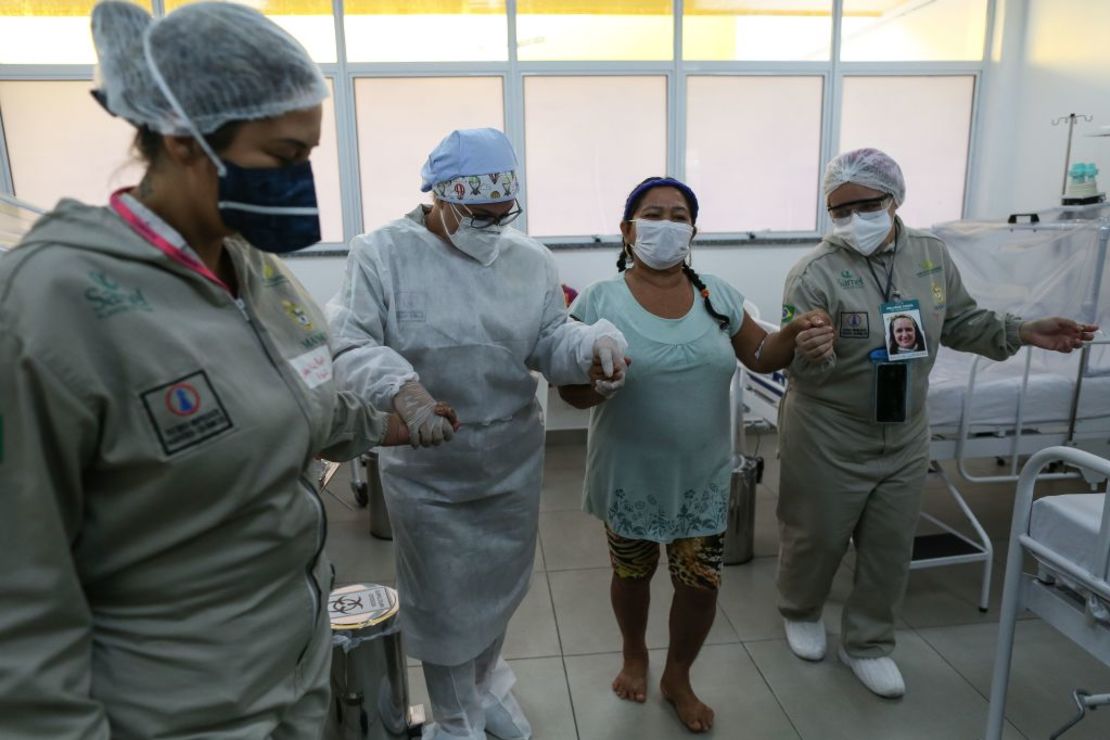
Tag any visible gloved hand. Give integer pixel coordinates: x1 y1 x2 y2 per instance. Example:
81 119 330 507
592 335 629 398
392 381 458 448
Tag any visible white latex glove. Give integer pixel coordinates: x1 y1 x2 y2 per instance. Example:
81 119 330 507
592 335 628 398
392 381 455 448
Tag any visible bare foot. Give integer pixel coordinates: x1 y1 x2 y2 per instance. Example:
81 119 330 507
660 675 715 733
612 652 649 703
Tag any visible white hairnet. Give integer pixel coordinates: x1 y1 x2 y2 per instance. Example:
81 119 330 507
823 147 906 206
91 1 329 136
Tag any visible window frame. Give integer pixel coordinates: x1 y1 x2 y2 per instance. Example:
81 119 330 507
0 0 997 252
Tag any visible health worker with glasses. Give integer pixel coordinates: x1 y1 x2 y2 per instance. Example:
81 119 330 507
0 2 424 738
560 176 829 734
327 127 629 740
776 147 1098 699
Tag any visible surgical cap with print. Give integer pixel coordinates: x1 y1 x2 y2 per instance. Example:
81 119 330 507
91 0 329 136
420 128 520 205
823 148 907 206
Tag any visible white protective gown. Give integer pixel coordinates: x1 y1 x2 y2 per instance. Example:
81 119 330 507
328 206 610 666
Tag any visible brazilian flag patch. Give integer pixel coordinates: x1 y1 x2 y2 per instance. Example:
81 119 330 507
782 304 797 323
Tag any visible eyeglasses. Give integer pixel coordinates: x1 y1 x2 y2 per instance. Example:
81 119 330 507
455 201 523 230
828 196 892 224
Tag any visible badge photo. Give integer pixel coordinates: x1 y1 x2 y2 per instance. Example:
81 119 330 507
881 300 929 361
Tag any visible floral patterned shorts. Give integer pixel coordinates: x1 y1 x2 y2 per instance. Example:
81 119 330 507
605 525 724 591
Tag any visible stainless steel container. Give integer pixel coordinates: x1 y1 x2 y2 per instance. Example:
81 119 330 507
324 584 423 739
364 453 393 541
723 455 763 565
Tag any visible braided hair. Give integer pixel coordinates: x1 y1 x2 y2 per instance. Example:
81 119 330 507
619 176 730 332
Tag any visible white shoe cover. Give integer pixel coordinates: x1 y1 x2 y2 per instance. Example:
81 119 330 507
837 646 905 698
784 618 827 661
484 691 532 740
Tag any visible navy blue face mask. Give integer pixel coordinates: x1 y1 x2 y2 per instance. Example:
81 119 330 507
217 159 322 253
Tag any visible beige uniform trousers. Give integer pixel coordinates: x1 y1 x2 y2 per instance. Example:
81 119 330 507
776 392 930 658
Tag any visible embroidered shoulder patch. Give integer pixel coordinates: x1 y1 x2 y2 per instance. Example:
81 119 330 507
838 311 870 339
141 371 233 455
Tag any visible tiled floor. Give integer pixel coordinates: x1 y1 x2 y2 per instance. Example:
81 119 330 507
322 434 1110 739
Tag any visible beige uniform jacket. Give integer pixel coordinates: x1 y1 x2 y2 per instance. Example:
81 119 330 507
781 217 1023 436
0 200 387 739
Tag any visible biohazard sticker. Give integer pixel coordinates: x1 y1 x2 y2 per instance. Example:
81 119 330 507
141 370 233 455
329 584 399 629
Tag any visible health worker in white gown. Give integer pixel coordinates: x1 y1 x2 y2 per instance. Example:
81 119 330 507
327 128 629 740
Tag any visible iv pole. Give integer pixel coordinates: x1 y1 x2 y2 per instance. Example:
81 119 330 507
1052 113 1094 197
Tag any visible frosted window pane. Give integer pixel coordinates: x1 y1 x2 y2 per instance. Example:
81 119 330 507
838 76 974 227
345 1 507 62
0 1 151 64
524 76 667 237
314 81 343 243
354 77 505 231
517 0 672 61
164 0 337 62
0 80 143 208
686 76 823 232
683 0 831 61
841 0 987 61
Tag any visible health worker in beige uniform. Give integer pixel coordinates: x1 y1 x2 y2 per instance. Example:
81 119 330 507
0 3 430 738
776 148 1098 698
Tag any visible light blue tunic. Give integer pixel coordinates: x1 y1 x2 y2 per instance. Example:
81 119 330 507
570 272 746 543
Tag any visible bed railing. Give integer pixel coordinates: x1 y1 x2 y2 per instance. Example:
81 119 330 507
985 446 1110 740
953 339 1110 484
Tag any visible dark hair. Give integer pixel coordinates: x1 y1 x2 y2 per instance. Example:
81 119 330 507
887 314 926 354
622 176 699 223
133 120 244 165
618 177 729 332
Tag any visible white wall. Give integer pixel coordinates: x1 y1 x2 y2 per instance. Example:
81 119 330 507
287 242 812 323
970 0 1110 219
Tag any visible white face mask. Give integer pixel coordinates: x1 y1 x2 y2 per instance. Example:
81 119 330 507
631 219 693 270
832 210 893 257
441 204 503 266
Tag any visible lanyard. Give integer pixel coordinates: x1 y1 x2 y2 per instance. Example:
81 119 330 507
109 189 231 293
865 223 899 303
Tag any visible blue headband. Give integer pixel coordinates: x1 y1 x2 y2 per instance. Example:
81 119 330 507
622 177 699 223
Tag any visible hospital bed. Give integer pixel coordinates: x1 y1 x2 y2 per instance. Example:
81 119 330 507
738 215 1110 610
985 446 1110 740
0 193 44 252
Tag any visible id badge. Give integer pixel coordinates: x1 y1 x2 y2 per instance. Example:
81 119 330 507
880 299 929 361
870 347 908 424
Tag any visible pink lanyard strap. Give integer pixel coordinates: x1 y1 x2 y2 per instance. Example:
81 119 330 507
110 189 230 293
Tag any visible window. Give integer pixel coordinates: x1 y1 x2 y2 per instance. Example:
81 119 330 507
685 76 823 233
683 0 832 62
839 76 975 227
0 80 143 207
165 0 338 62
516 1 673 61
344 1 508 63
0 1 152 64
313 81 343 243
523 76 667 237
1 3 991 243
840 0 988 62
354 77 505 231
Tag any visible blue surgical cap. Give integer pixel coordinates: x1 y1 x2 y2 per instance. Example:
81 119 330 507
420 128 519 204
